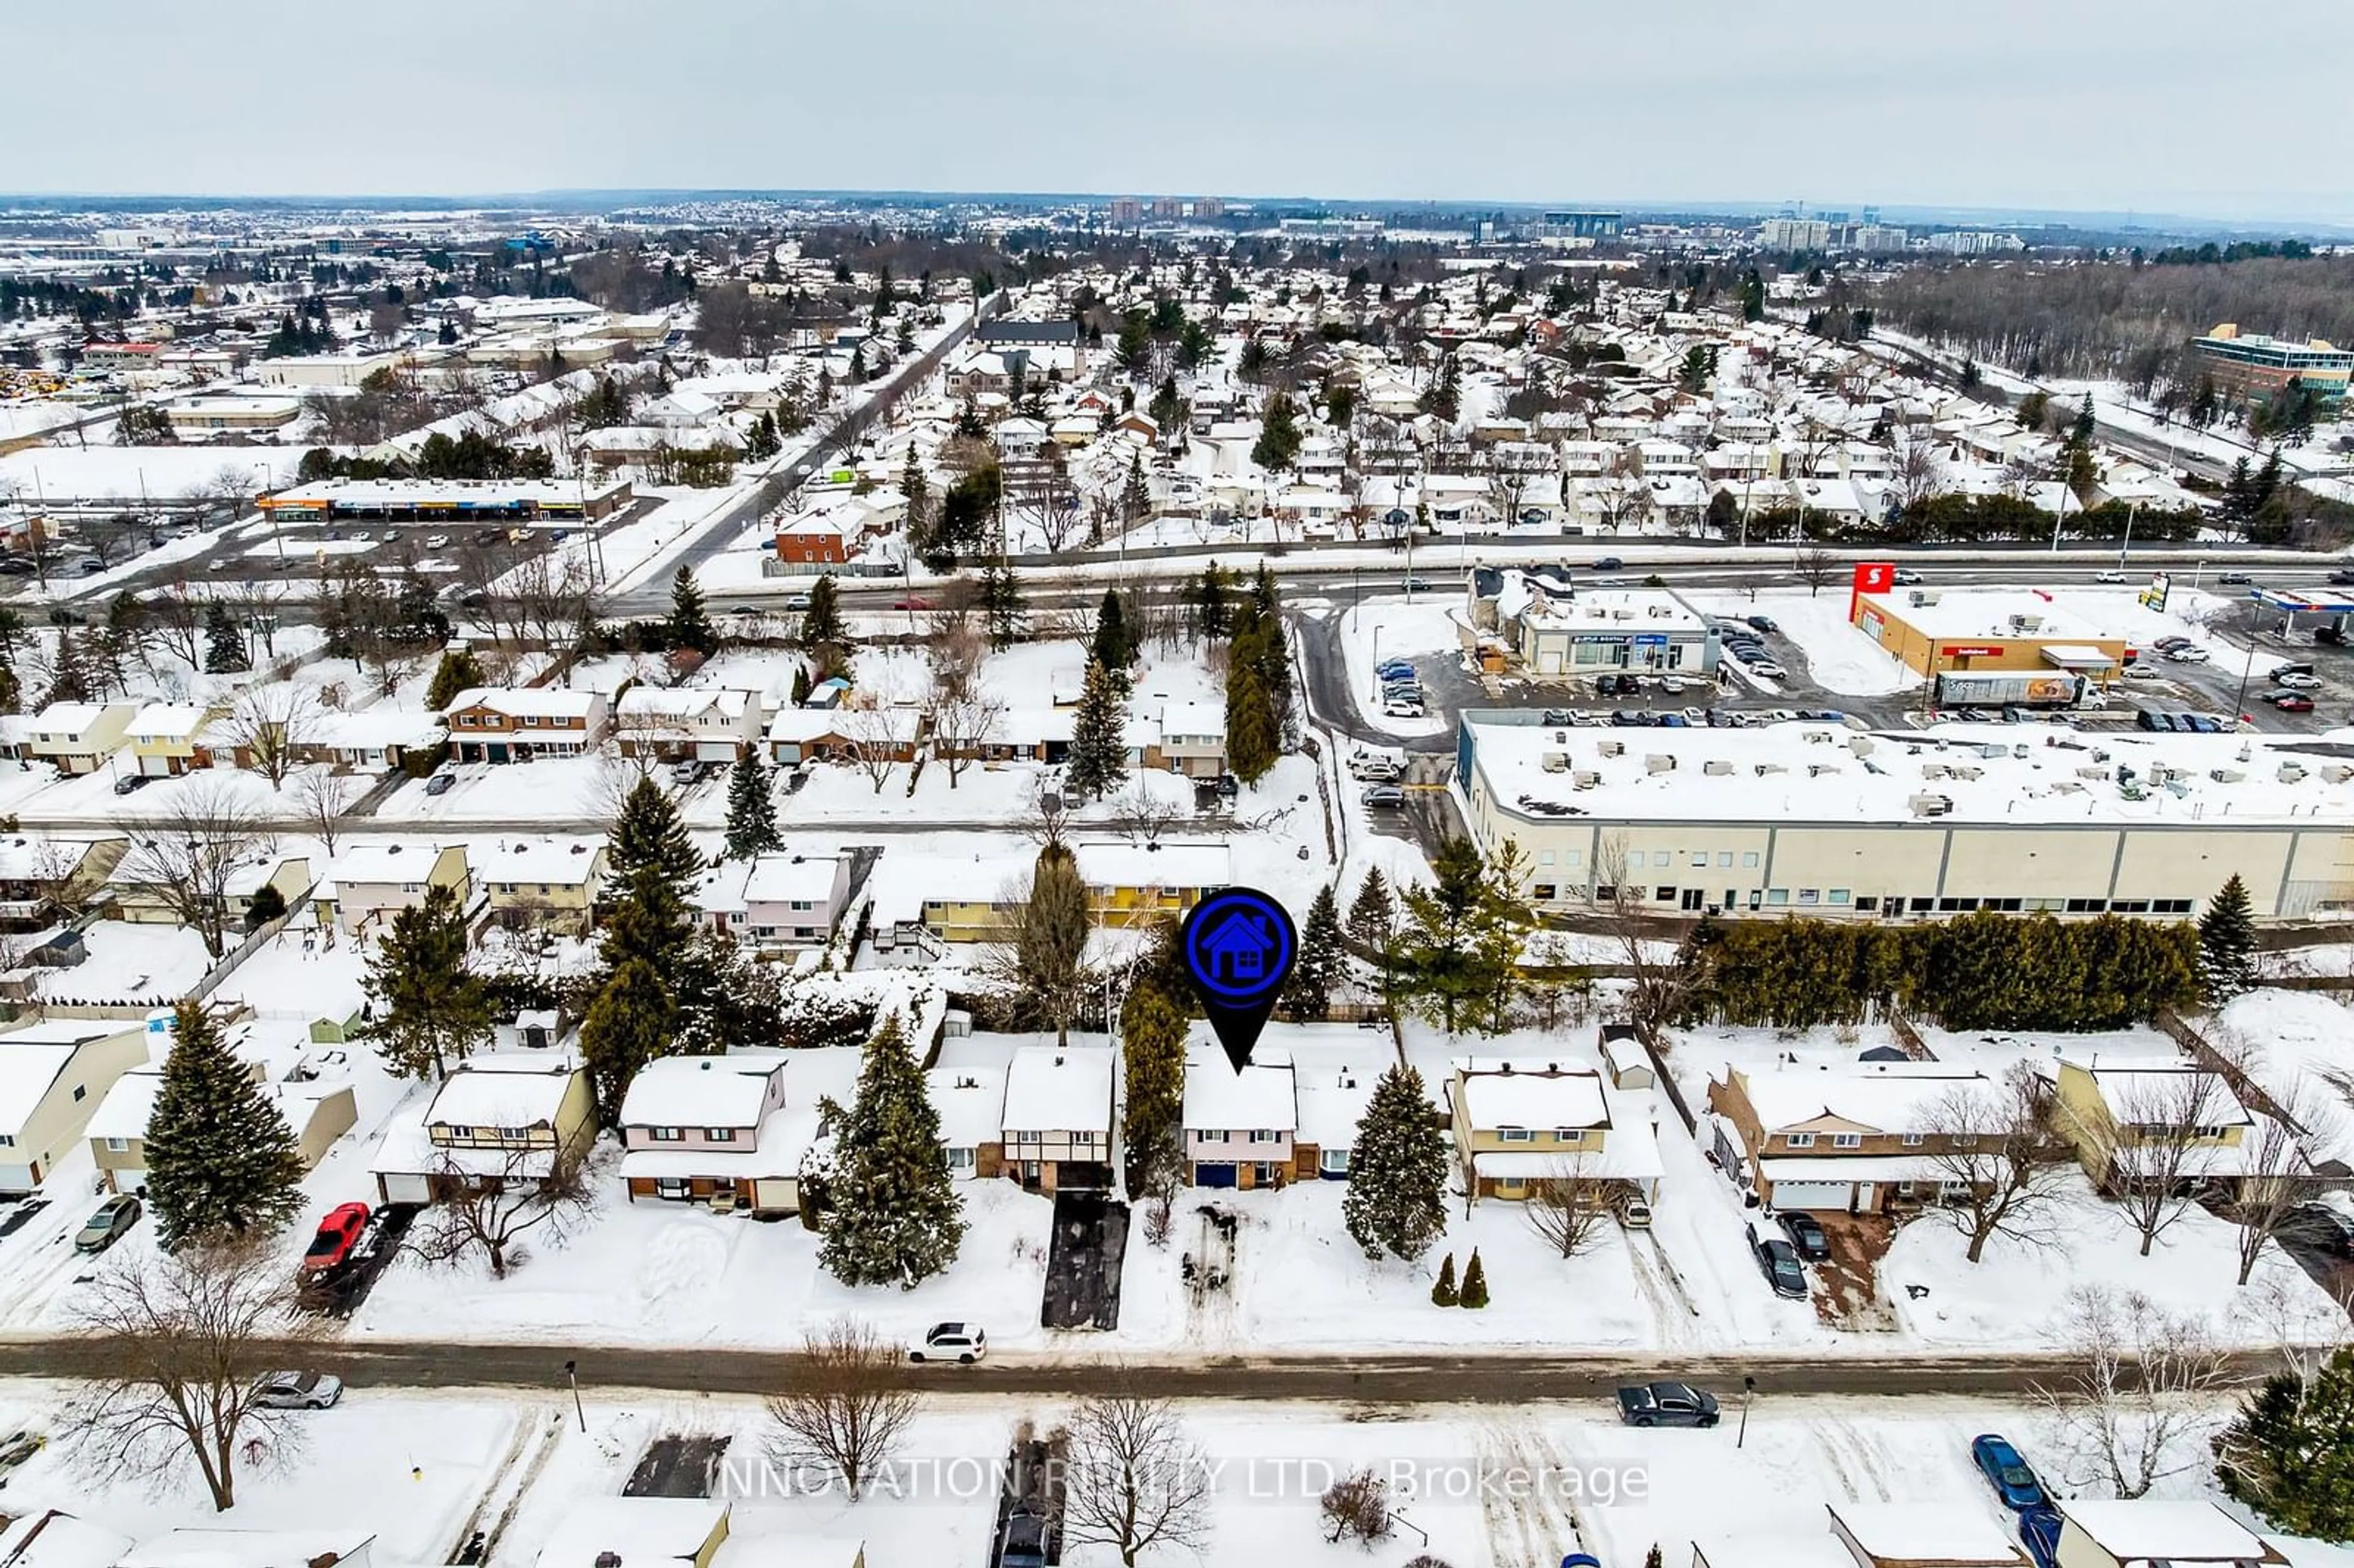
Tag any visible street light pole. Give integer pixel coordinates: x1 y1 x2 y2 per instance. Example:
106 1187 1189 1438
2117 502 2138 571
1738 1375 1756 1448
563 1359 585 1433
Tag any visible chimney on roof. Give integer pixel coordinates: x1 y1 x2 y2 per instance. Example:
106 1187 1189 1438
596 1555 622 1568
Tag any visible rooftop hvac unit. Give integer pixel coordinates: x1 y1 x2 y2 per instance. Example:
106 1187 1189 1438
1542 753 1569 772
1645 755 1677 774
1848 736 1876 758
1922 763 1951 780
1755 762 1788 776
1908 590 1940 607
1571 771 1601 790
2007 614 2044 633
2323 765 2353 785
2277 763 2307 784
1704 760 1734 776
2209 769 2247 784
1598 740 1625 758
2076 766 2111 781
1909 793 1954 817
1953 765 1984 782
1807 763 1842 777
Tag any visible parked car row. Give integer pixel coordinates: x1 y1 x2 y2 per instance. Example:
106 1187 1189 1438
2135 709 2234 734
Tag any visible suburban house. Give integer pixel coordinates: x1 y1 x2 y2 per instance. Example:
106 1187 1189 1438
1155 700 1227 778
2048 1057 2263 1197
1449 1057 1661 1205
124 702 219 777
773 507 855 565
1826 1502 2031 1568
916 841 1230 943
0 1018 153 1194
108 852 311 931
1181 1039 1298 1189
370 1052 595 1205
441 687 609 763
123 1529 379 1568
535 1499 730 1568
2051 1501 2280 1568
319 843 472 935
26 701 135 775
0 834 125 930
999 1045 1113 1193
0 1511 135 1568
479 839 608 934
254 709 445 774
1292 1055 1379 1181
695 851 855 946
926 1064 1006 1179
766 705 921 767
1707 1065 1997 1215
617 1052 801 1212
88 1066 356 1195
613 687 766 763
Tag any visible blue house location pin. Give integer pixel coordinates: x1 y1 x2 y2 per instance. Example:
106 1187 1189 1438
1180 886 1297 1074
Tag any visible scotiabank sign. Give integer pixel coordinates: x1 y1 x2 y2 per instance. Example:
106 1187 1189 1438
1849 560 1895 618
1942 645 2002 658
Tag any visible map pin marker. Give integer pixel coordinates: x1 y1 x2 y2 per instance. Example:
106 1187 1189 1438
1179 886 1297 1074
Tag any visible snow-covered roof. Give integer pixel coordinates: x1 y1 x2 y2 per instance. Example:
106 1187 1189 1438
2062 1058 2253 1130
29 702 116 737
742 853 842 905
425 1053 582 1130
617 687 755 722
85 1066 165 1142
0 1511 137 1568
1181 1039 1296 1132
444 687 602 720
1002 1045 1112 1135
1454 1062 1609 1130
1693 1534 1860 1568
1732 1065 1990 1134
2057 1502 2269 1567
0 1039 107 1133
619 1053 784 1130
327 842 460 887
127 704 211 741
535 1498 728 1568
1072 840 1230 892
119 1531 376 1568
1829 1502 2028 1566
1292 1062 1379 1149
478 839 605 888
926 1064 1007 1149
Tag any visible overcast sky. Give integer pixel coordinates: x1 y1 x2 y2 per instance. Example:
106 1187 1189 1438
11 0 2348 221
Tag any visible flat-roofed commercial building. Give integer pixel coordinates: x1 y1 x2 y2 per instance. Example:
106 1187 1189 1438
1453 712 2354 923
257 477 631 523
1852 588 2126 680
2189 323 2352 405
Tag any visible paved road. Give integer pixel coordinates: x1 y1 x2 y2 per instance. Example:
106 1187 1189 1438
0 1334 2288 1402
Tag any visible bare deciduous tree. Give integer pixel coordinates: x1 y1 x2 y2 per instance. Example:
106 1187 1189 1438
1059 1394 1216 1568
1590 837 1702 1037
1921 1064 2073 1263
1794 546 1840 598
218 683 324 789
2223 1078 2335 1287
926 686 1004 790
66 1236 325 1511
2034 1286 2233 1499
2103 1067 2232 1258
1319 1467 1395 1545
763 1319 923 1499
118 780 276 959
293 769 352 858
1523 1155 1619 1260
837 703 910 795
409 1143 595 1280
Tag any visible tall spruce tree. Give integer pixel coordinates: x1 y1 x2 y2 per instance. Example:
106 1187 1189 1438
202 603 248 674
668 564 716 654
1063 658 1129 801
721 750 782 861
818 1013 967 1287
798 573 848 652
1283 885 1345 1021
362 882 493 1079
608 776 706 899
1089 589 1133 681
978 558 1025 649
581 950 675 1127
1344 1065 1449 1261
1347 870 1395 951
2200 874 2258 1002
1193 562 1230 643
1119 983 1188 1198
1224 656 1278 783
425 646 486 711
2217 1346 2354 1540
142 1001 306 1250
42 628 90 706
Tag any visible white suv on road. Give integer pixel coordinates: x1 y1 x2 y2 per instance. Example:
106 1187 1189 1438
908 1322 987 1363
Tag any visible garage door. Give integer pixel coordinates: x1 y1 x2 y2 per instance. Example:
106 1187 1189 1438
1764 1179 1854 1213
1195 1163 1238 1189
378 1173 432 1205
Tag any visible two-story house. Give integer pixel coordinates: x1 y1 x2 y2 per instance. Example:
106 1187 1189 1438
2049 1057 2261 1200
370 1052 594 1204
1449 1057 1661 1205
1155 701 1227 778
999 1045 1113 1193
0 834 124 931
915 841 1229 943
479 839 607 934
695 851 854 947
319 843 471 936
88 1065 356 1195
125 703 219 778
441 688 608 763
108 851 311 932
26 701 134 776
1707 1065 2000 1215
617 1052 802 1212
614 688 765 764
926 1064 1007 1180
0 1018 154 1193
1181 1040 1297 1189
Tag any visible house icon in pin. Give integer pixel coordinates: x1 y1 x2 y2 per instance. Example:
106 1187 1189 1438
1197 908 1274 986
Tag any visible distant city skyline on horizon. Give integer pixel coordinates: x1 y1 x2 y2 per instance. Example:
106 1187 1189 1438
10 0 2350 227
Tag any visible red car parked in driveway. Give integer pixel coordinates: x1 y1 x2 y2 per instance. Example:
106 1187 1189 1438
301 1203 370 1273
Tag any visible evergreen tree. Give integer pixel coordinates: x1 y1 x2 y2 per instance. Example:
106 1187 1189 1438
1119 983 1188 1198
1430 1252 1458 1306
1016 843 1092 1048
202 602 248 673
1418 354 1461 422
1193 561 1230 643
722 749 782 861
798 573 848 652
142 1000 306 1250
362 883 493 1079
425 646 486 711
1347 870 1396 965
1089 588 1135 679
1224 657 1278 784
2072 390 2096 444
1395 836 1529 1033
668 564 716 655
2200 874 2258 1002
2217 1347 2354 1540
1458 1249 1489 1308
818 1013 967 1287
1343 1065 1449 1261
1252 390 1303 471
1121 452 1151 523
1063 658 1129 801
978 558 1024 649
607 776 706 902
790 663 813 706
581 952 675 1127
1283 885 1345 1022
42 628 90 706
